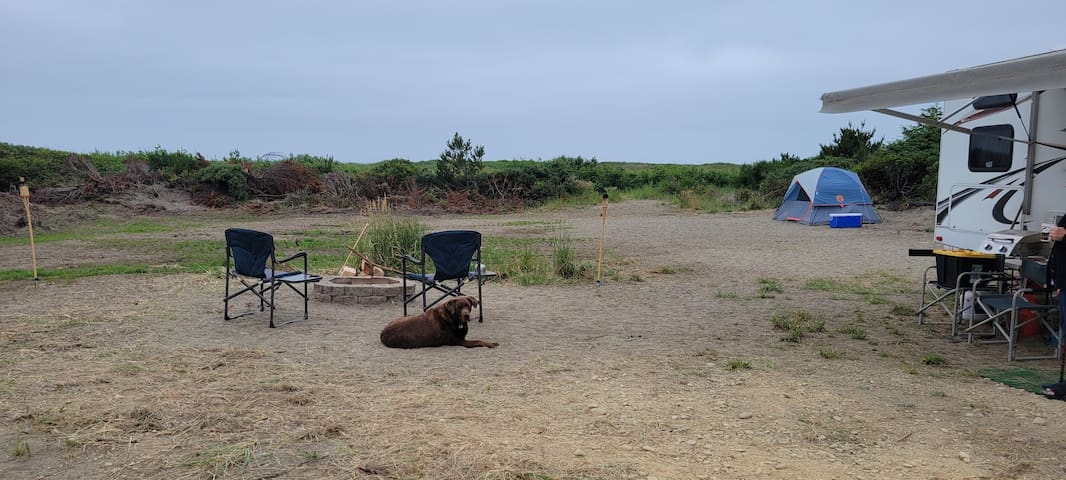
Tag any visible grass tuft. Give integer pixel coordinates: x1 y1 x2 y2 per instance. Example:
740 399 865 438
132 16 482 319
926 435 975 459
920 353 947 366
771 310 826 343
817 347 843 359
758 278 783 298
838 324 867 340
725 359 752 371
13 440 30 457
551 233 577 279
181 441 257 477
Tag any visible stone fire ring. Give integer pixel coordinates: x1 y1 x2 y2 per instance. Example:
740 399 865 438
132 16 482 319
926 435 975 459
313 276 414 305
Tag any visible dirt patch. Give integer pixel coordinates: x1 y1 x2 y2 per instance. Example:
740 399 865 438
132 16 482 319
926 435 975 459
1 199 1065 479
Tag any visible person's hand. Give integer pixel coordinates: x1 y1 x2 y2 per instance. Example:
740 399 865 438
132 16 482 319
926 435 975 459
1051 226 1066 242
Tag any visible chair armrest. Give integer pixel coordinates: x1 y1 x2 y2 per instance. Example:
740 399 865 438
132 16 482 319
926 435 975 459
401 254 423 266
277 251 307 264
276 251 310 277
969 272 1013 291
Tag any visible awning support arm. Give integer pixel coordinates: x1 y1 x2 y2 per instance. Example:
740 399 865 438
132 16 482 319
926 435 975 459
872 108 1066 152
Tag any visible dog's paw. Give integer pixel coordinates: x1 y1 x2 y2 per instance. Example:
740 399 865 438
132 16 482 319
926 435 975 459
487 342 499 348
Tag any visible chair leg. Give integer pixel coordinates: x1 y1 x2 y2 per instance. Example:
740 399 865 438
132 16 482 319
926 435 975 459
477 274 485 322
224 272 232 320
269 279 277 328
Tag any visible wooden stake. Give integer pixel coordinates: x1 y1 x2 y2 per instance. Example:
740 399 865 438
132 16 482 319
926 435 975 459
338 222 370 275
595 193 609 287
354 252 404 276
18 177 39 287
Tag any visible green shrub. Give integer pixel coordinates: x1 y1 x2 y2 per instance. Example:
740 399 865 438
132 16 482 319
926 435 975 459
144 146 202 178
0 142 73 188
85 151 128 175
196 162 250 200
371 158 417 183
288 154 336 174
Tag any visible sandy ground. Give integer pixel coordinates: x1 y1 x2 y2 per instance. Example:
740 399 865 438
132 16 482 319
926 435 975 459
1 200 1065 479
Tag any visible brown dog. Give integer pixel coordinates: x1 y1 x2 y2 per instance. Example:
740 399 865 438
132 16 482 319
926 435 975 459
380 296 498 349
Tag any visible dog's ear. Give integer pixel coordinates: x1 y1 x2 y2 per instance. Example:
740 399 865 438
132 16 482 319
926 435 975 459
441 298 455 317
466 296 479 308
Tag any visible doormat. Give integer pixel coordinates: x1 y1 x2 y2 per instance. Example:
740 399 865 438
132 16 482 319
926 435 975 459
978 367 1060 395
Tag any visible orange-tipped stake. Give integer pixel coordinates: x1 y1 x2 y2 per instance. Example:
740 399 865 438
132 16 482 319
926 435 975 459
595 192 609 287
18 177 39 288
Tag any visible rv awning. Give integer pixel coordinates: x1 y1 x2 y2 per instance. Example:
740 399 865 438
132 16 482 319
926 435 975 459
820 49 1066 113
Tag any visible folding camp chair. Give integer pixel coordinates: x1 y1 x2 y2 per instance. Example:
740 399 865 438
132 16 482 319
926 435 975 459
915 249 1004 331
964 257 1060 361
224 228 322 328
401 230 495 321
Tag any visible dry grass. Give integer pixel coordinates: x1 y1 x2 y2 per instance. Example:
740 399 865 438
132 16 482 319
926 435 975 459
2 202 1065 479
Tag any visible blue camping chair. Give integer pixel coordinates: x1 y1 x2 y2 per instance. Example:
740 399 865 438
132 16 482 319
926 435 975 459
401 230 495 321
224 228 321 328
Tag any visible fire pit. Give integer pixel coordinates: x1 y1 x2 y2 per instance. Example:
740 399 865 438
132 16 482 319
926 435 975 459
312 276 413 305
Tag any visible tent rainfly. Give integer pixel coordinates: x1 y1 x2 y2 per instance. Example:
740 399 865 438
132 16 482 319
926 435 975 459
773 167 881 225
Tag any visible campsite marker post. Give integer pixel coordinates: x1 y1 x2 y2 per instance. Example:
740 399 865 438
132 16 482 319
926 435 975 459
18 177 39 288
595 193 608 287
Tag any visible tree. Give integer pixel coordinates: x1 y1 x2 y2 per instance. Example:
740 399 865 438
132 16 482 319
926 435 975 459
854 106 941 206
436 133 485 189
819 122 883 162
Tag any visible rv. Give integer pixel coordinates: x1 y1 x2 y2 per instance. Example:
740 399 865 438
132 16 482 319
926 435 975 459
820 49 1066 256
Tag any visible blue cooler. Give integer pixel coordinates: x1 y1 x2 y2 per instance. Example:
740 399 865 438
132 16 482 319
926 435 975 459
829 213 863 228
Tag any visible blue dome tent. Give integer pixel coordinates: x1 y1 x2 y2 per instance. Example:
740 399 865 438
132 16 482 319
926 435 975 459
773 167 881 225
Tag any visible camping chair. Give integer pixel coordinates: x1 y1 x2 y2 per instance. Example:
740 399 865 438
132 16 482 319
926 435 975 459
224 228 322 328
965 257 1060 361
915 249 1004 331
401 230 495 321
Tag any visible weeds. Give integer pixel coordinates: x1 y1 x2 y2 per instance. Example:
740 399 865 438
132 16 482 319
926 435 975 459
507 244 553 286
817 347 843 359
652 265 692 274
804 271 913 305
889 304 914 316
805 277 845 292
13 440 30 457
838 324 867 340
758 278 783 298
362 199 427 270
771 310 826 343
551 233 577 279
921 354 947 366
725 359 752 370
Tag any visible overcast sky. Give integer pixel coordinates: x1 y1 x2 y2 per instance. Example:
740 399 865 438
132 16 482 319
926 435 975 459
2 1 1063 165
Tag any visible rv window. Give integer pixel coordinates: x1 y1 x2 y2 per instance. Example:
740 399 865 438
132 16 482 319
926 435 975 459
968 124 1014 172
973 94 1017 110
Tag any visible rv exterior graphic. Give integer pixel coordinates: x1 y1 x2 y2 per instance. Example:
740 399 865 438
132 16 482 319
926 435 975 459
820 49 1066 255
